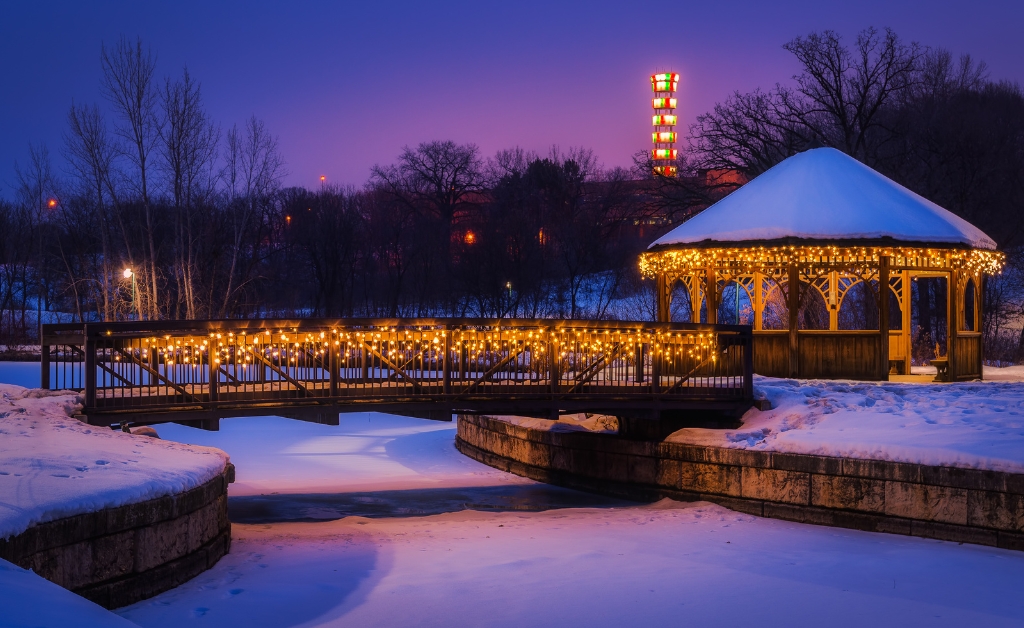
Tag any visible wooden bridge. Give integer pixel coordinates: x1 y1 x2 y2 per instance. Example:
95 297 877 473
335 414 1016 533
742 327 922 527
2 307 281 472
41 318 753 430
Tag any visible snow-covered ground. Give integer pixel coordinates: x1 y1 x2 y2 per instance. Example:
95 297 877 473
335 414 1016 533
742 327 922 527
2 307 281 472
110 408 1024 626
0 557 137 628
668 373 1024 473
0 384 228 540
119 499 1024 627
5 362 1024 626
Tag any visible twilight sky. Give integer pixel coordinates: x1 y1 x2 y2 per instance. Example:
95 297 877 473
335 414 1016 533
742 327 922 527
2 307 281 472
1 0 1022 194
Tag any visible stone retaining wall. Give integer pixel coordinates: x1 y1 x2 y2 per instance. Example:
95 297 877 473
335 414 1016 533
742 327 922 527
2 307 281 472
0 463 234 609
457 414 1024 551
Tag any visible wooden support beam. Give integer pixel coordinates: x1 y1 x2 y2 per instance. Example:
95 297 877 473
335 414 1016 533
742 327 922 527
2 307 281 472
902 270 912 375
948 269 959 381
362 342 423 391
461 343 527 394
656 274 669 322
114 347 201 402
248 348 309 395
706 267 718 325
442 332 451 394
753 271 763 331
568 344 625 393
879 256 890 381
787 262 800 378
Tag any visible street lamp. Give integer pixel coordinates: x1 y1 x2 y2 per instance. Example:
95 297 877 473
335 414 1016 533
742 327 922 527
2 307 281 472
123 268 136 320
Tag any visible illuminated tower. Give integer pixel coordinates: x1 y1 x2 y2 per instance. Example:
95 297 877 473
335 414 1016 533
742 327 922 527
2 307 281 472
650 72 679 177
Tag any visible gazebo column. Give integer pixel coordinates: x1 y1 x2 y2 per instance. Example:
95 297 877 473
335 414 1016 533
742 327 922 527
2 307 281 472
879 256 890 380
902 270 912 375
947 269 959 381
691 273 702 324
787 261 800 378
752 271 763 331
828 271 839 330
706 267 718 324
656 274 669 322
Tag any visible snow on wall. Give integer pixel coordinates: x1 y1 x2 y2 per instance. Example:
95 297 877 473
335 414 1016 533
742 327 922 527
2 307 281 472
651 148 998 250
0 384 229 540
667 374 1024 473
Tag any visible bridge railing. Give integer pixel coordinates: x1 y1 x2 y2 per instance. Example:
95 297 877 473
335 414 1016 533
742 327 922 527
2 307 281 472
42 318 753 418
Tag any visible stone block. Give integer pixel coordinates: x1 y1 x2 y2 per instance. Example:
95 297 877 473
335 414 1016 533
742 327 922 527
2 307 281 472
841 458 922 483
884 481 967 525
773 453 842 475
656 458 680 489
967 490 1024 531
133 517 191 573
997 530 1024 552
90 530 136 582
678 461 741 496
763 502 833 526
811 475 885 513
921 465 1005 493
741 467 809 505
910 520 998 546
627 455 658 486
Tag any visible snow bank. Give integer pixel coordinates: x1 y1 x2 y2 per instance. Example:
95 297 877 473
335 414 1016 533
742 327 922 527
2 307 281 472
667 375 1024 473
0 384 229 540
119 500 1024 627
154 413 527 497
1 557 138 627
492 413 618 434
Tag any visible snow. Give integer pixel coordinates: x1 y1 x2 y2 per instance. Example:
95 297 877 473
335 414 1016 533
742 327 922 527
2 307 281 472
5 362 1024 625
118 500 1024 627
0 384 229 540
115 407 1024 626
650 148 997 250
152 414 529 497
0 557 138 627
667 375 1024 472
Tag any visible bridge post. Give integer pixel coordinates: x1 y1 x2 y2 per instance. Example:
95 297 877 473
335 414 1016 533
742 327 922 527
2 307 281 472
442 329 451 395
208 344 218 404
84 324 96 409
549 334 560 394
651 338 660 394
329 338 339 397
40 333 50 390
634 343 644 383
361 342 369 382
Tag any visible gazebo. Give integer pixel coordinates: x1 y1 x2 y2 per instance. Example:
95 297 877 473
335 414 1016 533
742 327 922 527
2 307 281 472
640 148 1004 381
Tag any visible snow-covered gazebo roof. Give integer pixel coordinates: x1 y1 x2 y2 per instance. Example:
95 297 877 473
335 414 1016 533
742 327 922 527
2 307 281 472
649 148 997 251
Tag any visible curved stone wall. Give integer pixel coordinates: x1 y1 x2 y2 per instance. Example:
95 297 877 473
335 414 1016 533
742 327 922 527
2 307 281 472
457 414 1024 551
0 463 234 609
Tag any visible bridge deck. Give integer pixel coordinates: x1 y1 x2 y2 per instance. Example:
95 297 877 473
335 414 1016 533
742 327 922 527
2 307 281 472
42 317 754 426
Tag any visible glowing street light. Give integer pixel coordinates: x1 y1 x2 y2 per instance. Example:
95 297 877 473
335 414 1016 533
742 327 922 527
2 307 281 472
47 198 57 209
123 268 137 319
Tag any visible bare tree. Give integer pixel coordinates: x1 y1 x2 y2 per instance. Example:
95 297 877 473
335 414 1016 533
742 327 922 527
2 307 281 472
161 67 219 317
101 36 160 318
219 116 284 317
64 103 118 319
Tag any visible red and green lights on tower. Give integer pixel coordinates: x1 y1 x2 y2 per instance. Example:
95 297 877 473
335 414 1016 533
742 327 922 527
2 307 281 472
651 72 679 177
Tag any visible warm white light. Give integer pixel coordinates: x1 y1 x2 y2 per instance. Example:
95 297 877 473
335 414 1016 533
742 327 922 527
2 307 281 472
123 268 133 279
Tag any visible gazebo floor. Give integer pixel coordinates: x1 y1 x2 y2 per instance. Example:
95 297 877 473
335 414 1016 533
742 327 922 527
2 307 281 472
888 374 941 384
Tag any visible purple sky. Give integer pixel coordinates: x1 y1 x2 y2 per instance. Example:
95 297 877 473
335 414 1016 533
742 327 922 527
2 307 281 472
2 0 1022 194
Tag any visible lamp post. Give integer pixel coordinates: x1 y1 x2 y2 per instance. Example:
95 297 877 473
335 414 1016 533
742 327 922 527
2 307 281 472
123 268 136 320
